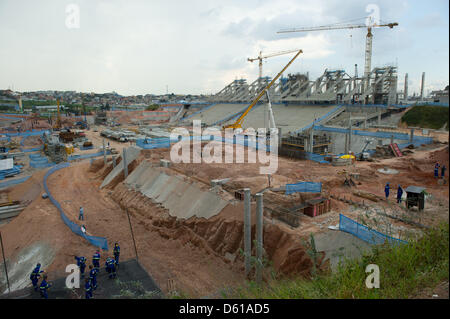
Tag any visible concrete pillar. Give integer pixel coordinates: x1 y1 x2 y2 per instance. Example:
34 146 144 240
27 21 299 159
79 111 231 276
112 156 116 168
243 188 251 277
255 193 264 284
309 128 314 153
123 148 128 179
364 114 367 129
103 138 106 165
348 116 352 152
377 108 381 125
410 128 414 143
344 133 349 154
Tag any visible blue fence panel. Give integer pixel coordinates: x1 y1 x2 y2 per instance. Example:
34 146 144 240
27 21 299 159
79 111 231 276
43 163 108 250
286 182 322 194
68 150 111 161
339 214 408 246
0 175 31 189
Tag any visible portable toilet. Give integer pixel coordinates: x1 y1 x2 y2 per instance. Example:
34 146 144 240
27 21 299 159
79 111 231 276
405 186 426 211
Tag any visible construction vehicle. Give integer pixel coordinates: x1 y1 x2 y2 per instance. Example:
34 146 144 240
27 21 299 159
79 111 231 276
223 49 303 130
248 49 301 79
358 138 373 161
278 19 398 92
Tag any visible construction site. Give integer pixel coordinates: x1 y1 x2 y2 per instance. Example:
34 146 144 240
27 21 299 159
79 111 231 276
0 15 449 300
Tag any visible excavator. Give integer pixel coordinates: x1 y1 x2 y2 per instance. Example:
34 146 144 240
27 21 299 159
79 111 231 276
223 49 303 131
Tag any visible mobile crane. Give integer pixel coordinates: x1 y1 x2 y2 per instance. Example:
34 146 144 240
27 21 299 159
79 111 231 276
223 49 303 131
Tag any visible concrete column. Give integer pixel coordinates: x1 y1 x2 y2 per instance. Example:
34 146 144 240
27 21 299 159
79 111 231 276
255 193 264 284
102 138 106 165
364 114 367 129
410 128 414 143
123 148 128 179
243 188 251 277
348 116 352 152
309 128 314 153
112 156 116 168
377 108 381 125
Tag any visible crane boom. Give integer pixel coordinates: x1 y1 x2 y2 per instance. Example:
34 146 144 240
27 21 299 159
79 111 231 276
224 49 303 130
277 22 397 33
277 21 398 94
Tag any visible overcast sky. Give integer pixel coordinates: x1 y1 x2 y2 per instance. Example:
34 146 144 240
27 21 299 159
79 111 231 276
0 0 448 96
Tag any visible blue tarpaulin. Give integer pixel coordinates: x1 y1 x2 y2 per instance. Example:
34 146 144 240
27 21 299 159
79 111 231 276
285 182 322 194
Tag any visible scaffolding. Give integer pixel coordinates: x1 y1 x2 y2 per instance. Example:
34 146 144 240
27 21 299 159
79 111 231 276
210 66 398 105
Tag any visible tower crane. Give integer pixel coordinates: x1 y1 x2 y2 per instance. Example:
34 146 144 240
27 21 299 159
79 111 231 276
248 49 301 79
277 20 398 89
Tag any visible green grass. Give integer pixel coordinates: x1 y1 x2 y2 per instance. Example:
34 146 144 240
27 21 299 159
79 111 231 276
401 105 449 130
229 222 449 299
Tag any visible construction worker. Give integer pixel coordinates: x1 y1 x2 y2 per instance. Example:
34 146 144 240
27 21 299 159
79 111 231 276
92 250 101 270
397 185 403 204
384 183 390 200
74 256 87 278
79 206 84 221
85 278 93 299
89 265 98 291
113 242 120 266
434 163 440 178
105 257 117 279
30 263 43 291
441 165 446 179
39 274 52 299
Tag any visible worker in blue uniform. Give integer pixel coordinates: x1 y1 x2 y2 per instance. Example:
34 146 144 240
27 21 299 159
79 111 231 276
92 250 101 270
397 185 403 203
74 256 87 278
105 257 117 279
384 183 390 200
113 242 120 266
89 265 98 290
435 163 440 178
85 278 93 299
30 263 43 291
39 275 52 299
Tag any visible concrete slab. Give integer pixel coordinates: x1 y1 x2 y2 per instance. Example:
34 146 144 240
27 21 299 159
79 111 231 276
100 146 141 189
188 103 337 133
124 161 229 220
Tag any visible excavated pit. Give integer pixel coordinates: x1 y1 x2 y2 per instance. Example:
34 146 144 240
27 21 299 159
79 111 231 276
107 158 319 278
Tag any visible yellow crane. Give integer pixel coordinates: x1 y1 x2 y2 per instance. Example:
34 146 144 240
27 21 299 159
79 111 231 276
224 49 303 130
277 20 398 88
248 49 301 79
